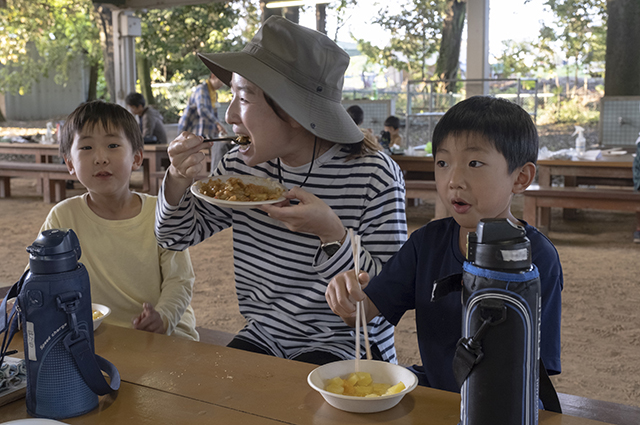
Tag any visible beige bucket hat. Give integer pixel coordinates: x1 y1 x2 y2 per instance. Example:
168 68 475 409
197 16 363 144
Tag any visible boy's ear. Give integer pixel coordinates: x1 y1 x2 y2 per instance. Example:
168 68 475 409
512 162 536 194
64 156 76 176
131 148 144 171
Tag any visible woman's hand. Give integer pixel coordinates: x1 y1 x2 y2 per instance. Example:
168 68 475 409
164 132 213 205
132 302 167 334
260 186 345 243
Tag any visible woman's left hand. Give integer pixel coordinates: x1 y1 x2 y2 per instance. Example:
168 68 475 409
261 187 345 243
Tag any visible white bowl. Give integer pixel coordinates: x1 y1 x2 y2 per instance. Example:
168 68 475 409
91 303 111 331
307 359 418 413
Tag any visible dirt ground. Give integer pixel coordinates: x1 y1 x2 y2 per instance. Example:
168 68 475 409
0 175 638 409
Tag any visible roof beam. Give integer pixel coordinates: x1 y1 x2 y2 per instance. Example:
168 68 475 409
93 0 226 9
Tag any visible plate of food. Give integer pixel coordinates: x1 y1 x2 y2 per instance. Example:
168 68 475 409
92 303 110 331
191 175 287 208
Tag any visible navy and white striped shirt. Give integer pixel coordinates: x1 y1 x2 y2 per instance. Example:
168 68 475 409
155 144 407 363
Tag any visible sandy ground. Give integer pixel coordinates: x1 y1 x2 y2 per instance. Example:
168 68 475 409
1 172 639 409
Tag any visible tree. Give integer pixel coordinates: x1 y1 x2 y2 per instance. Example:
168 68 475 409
494 40 535 78
540 0 607 87
356 0 466 92
357 1 444 81
604 0 640 96
435 0 466 92
0 0 102 96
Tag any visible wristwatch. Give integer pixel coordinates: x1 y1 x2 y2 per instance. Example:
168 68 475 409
321 230 348 257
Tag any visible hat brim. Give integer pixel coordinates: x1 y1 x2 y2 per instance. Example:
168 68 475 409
198 52 363 145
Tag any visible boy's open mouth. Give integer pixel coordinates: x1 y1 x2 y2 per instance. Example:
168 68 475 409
95 171 111 177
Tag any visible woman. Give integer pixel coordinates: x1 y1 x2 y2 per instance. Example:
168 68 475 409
155 17 407 365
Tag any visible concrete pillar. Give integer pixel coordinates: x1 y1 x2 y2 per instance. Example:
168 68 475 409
112 9 141 107
466 0 490 97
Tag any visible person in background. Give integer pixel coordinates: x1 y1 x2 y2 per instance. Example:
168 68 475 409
156 16 406 365
39 100 198 341
633 133 640 243
383 115 403 148
178 73 229 172
125 92 167 144
327 96 563 395
346 104 376 144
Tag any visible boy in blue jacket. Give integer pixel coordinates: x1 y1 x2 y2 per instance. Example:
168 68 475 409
326 96 562 392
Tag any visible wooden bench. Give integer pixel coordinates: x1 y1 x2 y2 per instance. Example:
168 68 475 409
404 180 448 219
0 161 79 203
195 326 235 346
558 392 640 425
523 186 640 233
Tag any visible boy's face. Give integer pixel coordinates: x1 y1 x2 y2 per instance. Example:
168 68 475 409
65 123 143 197
434 132 531 237
384 125 399 136
225 73 301 167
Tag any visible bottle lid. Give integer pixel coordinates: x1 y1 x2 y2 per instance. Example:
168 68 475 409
467 218 531 272
27 229 82 274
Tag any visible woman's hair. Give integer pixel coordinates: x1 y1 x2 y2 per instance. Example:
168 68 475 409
432 96 538 172
263 94 379 159
59 100 144 158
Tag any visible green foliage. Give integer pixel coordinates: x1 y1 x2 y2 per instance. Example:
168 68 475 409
0 0 101 95
537 95 600 125
494 40 536 78
356 0 447 81
135 1 258 89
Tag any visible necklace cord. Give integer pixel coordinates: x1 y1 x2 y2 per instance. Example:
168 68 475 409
277 136 318 189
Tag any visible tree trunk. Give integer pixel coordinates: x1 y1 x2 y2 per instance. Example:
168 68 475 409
604 0 640 95
316 4 326 34
435 0 467 93
137 56 155 105
93 4 116 102
87 62 99 101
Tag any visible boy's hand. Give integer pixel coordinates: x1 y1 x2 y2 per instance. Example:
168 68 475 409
132 302 167 335
326 270 378 327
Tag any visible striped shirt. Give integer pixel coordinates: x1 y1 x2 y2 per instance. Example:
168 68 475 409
155 144 407 363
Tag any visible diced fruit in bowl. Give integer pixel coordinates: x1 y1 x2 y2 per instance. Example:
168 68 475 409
91 303 110 331
307 359 418 413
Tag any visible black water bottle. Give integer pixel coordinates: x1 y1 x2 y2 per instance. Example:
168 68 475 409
455 218 541 425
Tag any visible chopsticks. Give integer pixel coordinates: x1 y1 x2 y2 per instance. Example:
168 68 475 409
349 228 371 372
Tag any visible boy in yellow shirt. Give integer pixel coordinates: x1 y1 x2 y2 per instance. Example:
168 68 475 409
37 100 198 340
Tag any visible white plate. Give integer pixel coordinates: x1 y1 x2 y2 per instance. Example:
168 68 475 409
191 175 286 208
92 303 111 331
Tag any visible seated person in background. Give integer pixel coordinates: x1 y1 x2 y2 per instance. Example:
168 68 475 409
125 92 167 144
38 100 198 341
156 16 405 365
382 115 403 148
327 96 563 393
633 134 640 243
346 105 378 148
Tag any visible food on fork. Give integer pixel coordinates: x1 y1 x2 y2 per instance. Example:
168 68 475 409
199 176 283 202
325 372 406 397
235 135 251 145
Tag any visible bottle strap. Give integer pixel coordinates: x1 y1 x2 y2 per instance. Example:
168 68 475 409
63 330 120 395
0 271 29 366
539 359 562 413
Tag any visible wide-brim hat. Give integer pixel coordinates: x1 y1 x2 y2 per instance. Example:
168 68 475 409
197 16 362 144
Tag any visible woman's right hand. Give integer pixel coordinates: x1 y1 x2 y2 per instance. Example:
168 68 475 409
164 132 213 205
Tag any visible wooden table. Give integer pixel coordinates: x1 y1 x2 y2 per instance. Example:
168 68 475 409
0 142 172 196
390 154 435 174
1 324 614 424
535 155 634 223
536 155 634 188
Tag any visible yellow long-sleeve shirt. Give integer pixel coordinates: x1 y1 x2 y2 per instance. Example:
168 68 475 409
39 192 198 340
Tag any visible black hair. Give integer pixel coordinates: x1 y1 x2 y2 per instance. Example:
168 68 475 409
346 105 364 126
125 92 146 108
60 100 144 158
383 115 400 129
431 96 538 173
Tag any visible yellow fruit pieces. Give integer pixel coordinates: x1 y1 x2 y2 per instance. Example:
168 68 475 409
324 372 406 397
